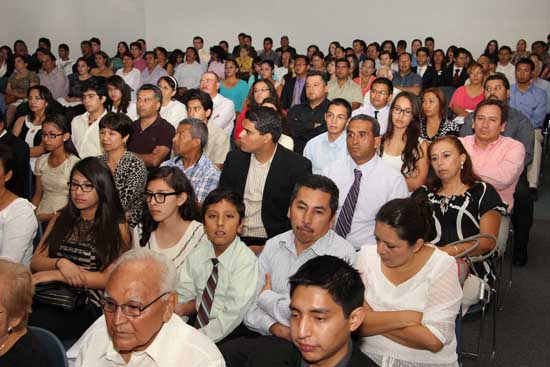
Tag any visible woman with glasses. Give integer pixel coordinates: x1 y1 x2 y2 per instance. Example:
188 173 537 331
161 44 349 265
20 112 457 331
379 92 429 192
99 113 147 228
30 157 130 340
133 166 204 270
420 87 459 142
32 114 80 224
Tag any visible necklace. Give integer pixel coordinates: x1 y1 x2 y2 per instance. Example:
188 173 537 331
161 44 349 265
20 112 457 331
438 183 464 214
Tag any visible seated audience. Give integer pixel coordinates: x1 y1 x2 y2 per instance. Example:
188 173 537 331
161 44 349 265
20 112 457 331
134 166 204 268
90 51 113 79
258 60 281 90
248 255 377 367
110 41 129 73
219 107 312 249
441 47 469 88
99 113 147 228
32 114 80 224
0 259 48 366
158 76 188 128
354 57 376 96
379 92 429 192
280 55 309 110
353 77 394 135
392 52 423 95
259 37 280 65
174 47 203 95
324 115 408 250
38 51 69 99
303 98 351 174
200 72 236 135
75 248 225 366
5 55 39 126
449 62 484 118
496 46 516 84
12 85 56 169
105 75 138 121
64 57 97 105
184 89 230 168
162 118 221 203
356 197 462 366
286 72 330 154
127 84 175 168
219 59 249 116
412 136 505 283
30 157 130 340
327 58 362 110
208 45 227 80
420 87 459 142
115 52 141 101
0 111 30 198
141 51 168 87
177 188 258 343
71 81 108 158
0 145 37 265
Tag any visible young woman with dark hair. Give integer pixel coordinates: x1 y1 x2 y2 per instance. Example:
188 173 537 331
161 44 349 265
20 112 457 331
379 91 429 192
30 156 130 340
115 52 141 101
4 55 39 126
32 114 80 224
110 41 129 72
133 166 204 269
90 51 113 79
220 59 249 117
158 76 187 128
105 75 137 120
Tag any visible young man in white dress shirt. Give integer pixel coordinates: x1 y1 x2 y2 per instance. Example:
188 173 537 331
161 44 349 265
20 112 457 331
323 115 408 250
353 78 393 135
75 248 225 367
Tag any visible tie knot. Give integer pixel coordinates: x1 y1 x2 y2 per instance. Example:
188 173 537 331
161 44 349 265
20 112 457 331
211 258 219 266
354 168 362 179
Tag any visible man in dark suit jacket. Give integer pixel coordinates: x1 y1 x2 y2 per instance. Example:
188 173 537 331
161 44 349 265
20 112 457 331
0 111 30 199
247 256 377 367
441 47 469 88
280 55 310 110
219 107 311 249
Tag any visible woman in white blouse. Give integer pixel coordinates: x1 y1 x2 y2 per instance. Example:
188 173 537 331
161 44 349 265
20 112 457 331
115 52 141 101
158 76 187 129
0 144 37 265
356 197 462 367
105 75 138 121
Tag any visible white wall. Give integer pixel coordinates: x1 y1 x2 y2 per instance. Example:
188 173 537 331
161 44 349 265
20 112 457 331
1 0 548 58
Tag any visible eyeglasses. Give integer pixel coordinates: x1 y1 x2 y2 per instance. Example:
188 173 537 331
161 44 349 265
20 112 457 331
253 88 270 94
68 182 95 192
325 112 348 121
391 106 413 117
42 132 64 140
371 89 389 96
100 292 170 317
144 191 178 204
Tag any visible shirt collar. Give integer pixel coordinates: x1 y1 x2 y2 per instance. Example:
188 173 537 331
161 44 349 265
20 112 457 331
203 236 242 268
474 135 503 149
279 230 337 257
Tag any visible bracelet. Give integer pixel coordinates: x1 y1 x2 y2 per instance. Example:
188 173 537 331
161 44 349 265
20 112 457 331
54 258 62 269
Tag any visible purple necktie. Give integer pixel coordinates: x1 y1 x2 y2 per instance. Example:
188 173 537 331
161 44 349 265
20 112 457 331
335 169 362 238
195 258 219 328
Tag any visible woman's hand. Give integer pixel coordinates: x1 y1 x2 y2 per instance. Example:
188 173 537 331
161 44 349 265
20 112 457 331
57 258 87 288
32 271 59 286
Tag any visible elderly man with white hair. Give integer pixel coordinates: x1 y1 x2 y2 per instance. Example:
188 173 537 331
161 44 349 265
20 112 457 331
75 248 225 367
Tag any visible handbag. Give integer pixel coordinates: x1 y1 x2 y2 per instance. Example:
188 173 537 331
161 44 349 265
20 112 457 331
34 281 87 312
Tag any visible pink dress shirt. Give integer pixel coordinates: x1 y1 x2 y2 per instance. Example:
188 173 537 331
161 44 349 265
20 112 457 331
459 135 525 211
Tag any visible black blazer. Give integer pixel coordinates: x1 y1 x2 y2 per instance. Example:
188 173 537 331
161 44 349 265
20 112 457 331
441 65 468 88
280 77 307 110
421 66 439 88
219 145 312 239
0 131 30 199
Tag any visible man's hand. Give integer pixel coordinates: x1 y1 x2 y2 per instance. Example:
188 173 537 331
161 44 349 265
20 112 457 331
269 322 291 341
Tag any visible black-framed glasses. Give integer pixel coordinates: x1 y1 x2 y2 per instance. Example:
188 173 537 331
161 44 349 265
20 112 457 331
144 191 178 204
100 292 170 317
41 132 64 140
391 106 413 117
68 182 95 192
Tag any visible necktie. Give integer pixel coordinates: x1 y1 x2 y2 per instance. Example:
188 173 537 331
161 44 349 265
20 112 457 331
335 169 362 238
453 68 460 86
292 78 304 107
374 110 379 120
196 258 219 328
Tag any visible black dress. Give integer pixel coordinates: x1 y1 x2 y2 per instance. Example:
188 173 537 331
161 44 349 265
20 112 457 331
0 329 48 367
412 182 507 282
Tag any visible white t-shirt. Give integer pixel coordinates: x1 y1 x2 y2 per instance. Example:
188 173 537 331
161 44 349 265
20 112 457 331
0 198 37 266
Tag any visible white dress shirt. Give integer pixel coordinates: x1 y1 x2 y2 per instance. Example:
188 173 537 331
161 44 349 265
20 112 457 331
351 104 390 135
75 314 226 367
323 155 409 250
0 198 37 266
244 229 356 335
71 110 108 158
160 100 188 129
417 64 427 77
116 68 141 101
303 132 348 174
211 94 236 136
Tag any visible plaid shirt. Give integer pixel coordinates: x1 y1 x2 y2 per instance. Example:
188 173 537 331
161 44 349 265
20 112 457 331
162 154 220 203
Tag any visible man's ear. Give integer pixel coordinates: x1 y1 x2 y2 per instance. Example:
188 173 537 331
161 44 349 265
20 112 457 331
162 292 177 322
348 306 365 333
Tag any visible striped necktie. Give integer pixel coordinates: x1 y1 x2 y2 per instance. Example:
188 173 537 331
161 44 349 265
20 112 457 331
196 258 219 328
335 169 362 238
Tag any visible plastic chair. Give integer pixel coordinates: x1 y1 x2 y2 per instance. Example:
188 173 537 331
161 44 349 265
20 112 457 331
29 326 69 367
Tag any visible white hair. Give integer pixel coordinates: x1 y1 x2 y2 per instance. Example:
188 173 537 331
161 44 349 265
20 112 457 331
112 248 177 294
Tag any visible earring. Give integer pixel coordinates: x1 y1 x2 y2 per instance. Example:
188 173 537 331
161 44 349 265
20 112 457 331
460 161 464 170
7 326 13 334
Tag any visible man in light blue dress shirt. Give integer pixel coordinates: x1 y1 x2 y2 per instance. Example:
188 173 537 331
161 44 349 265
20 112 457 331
303 98 351 174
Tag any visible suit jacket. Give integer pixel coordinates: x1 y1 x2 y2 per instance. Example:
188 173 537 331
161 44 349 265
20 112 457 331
280 76 307 110
421 66 439 88
0 131 31 199
219 145 312 239
441 65 468 88
247 337 377 367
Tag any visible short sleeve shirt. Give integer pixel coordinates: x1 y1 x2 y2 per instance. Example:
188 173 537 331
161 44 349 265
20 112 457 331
127 115 175 155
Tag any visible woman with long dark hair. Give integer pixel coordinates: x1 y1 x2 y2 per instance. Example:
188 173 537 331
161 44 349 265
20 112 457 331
65 57 96 104
483 39 499 60
133 166 204 269
30 157 130 340
430 49 447 86
90 51 113 79
220 59 249 118
110 41 129 72
105 75 137 120
32 114 80 224
208 45 227 80
379 92 429 192
4 55 39 126
420 87 459 142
